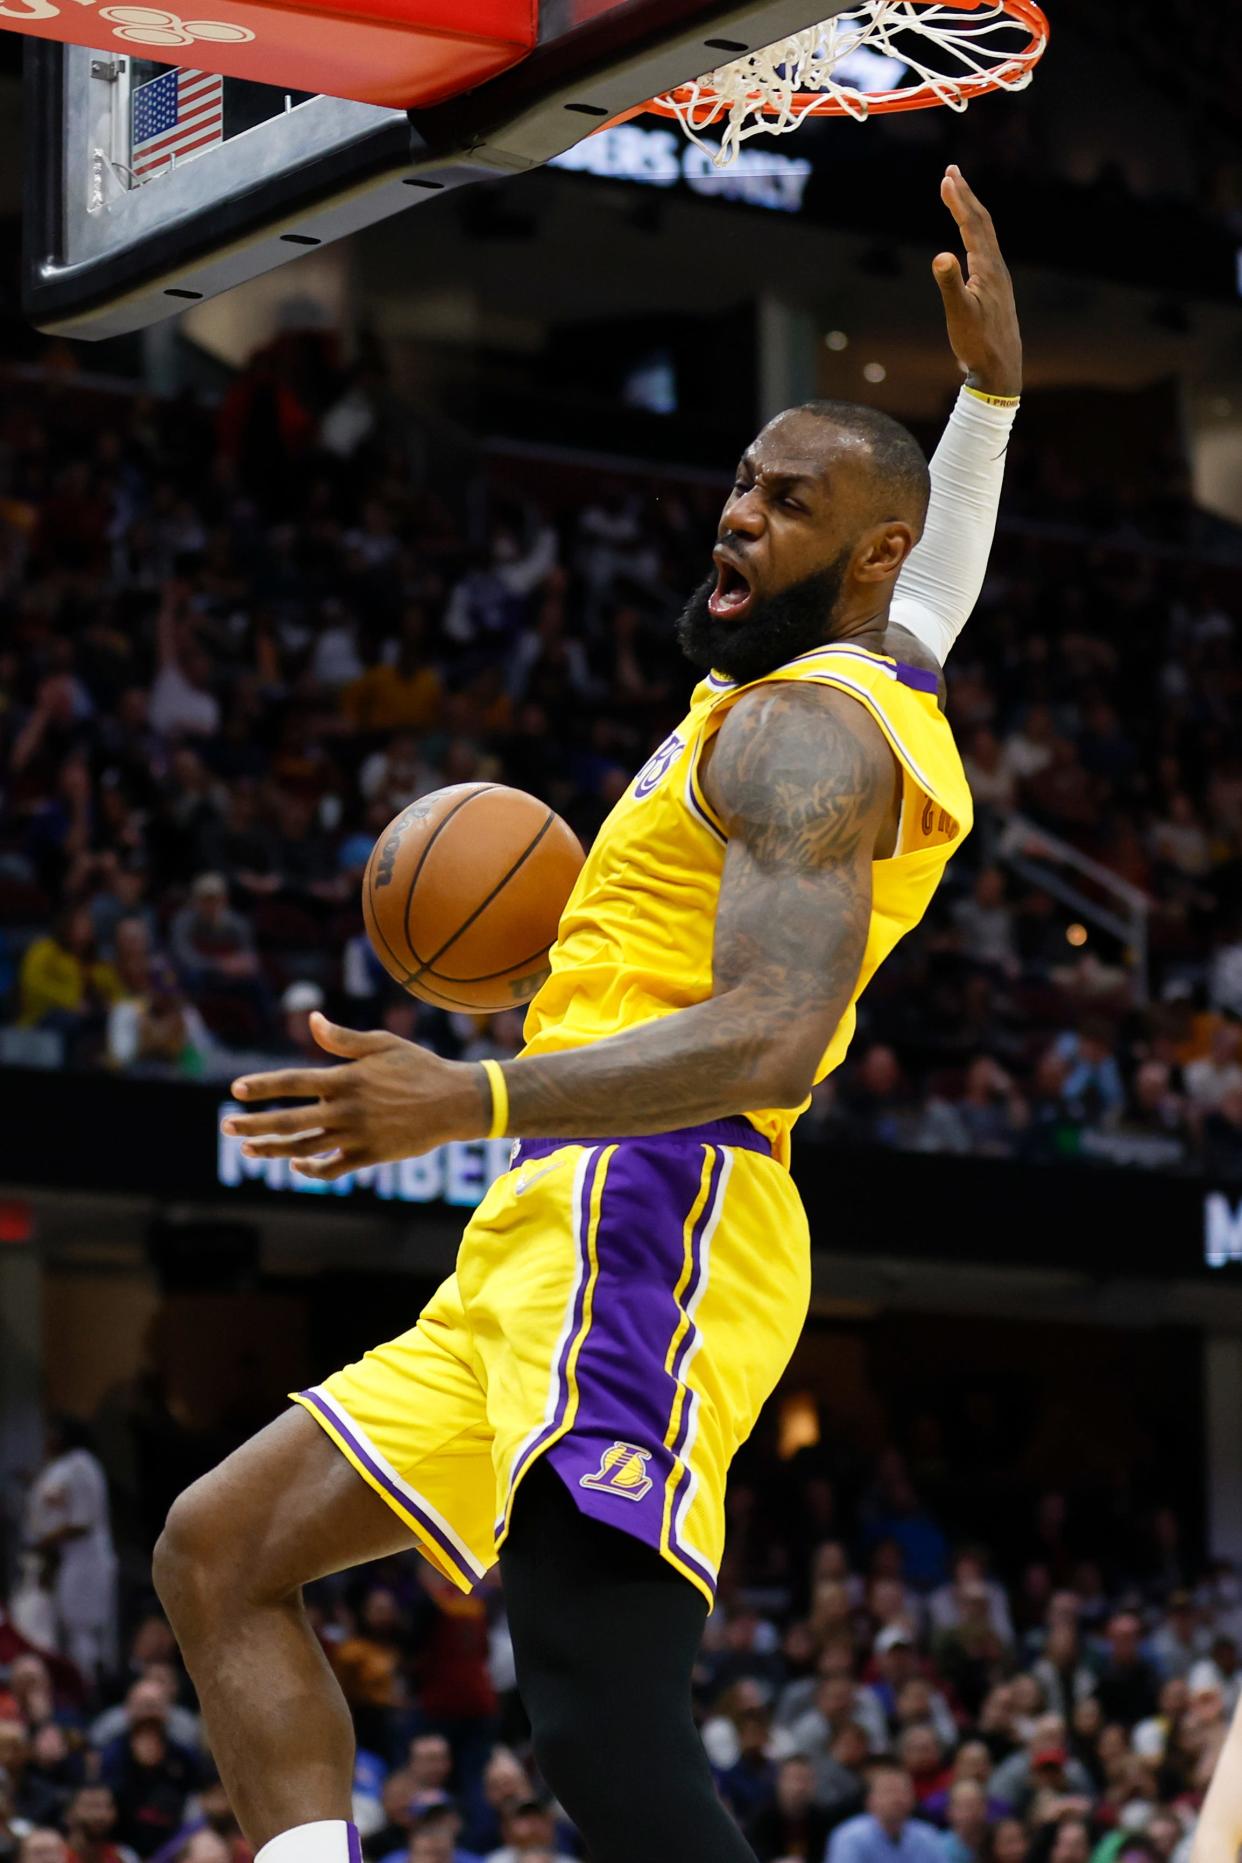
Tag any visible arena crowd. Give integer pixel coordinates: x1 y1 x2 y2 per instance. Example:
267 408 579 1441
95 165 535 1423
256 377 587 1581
1 341 1241 1179
1 1411 1239 1863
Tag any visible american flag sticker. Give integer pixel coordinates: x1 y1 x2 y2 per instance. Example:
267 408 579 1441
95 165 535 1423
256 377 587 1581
131 68 224 181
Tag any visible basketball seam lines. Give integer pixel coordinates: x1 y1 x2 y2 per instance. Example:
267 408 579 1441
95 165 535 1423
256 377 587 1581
363 862 418 990
409 807 557 984
399 785 499 979
425 944 552 987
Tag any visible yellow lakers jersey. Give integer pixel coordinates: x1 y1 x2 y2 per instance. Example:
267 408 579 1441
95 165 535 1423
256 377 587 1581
521 643 973 1163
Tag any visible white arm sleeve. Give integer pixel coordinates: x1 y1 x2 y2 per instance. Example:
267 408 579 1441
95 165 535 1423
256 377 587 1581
889 386 1018 665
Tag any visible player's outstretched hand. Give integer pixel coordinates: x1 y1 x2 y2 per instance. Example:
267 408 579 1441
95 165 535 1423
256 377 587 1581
933 164 1022 399
221 1013 487 1178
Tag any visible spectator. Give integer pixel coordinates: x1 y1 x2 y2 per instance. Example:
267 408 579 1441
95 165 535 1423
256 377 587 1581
98 1700 200 1860
173 1837 231 1863
703 1679 776 1771
17 908 122 1038
141 1775 246 1863
1113 1062 1188 1165
3 1659 56 1735
460 1750 532 1860
1001 706 1057 787
1150 1597 1208 1682
842 1048 932 1151
1197 1637 1242 1712
195 786 280 898
787 1674 873 1765
483 1795 573 1863
63 1787 138 1863
1044 1816 1092 1863
900 1726 953 1808
942 1781 991 1863
107 948 213 1080
86 856 158 960
962 730 1015 815
797 1719 871 1821
988 1819 1029 1863
21 1419 118 1682
951 1058 1030 1158
0 1732 62 1833
1202 1085 1242 1178
90 1682 199 1765
1050 1026 1126 1125
379 1735 454 1852
1185 1022 1242 1114
276 982 326 1061
1151 795 1211 879
860 1632 956 1748
19 1730 76 1827
717 1700 781 1827
393 1802 480 1863
341 607 443 733
330 1589 410 1752
922 1744 1009 1826
748 1754 832 1863
169 877 260 991
931 1554 1016 1649
953 871 1019 975
860 1466 950 1591
0 1772 21 1863
19 1836 68 1863
1095 1616 1160 1727
826 1764 946 1863
148 586 220 740
444 522 557 661
990 1717 1095 1816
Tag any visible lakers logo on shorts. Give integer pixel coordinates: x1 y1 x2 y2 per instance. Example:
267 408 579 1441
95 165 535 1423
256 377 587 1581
580 1441 654 1503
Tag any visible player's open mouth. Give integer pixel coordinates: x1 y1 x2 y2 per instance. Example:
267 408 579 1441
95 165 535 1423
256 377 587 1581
708 553 755 623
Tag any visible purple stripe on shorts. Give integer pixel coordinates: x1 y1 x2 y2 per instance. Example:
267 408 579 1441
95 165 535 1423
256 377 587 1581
503 1144 606 1508
298 1387 474 1585
540 1134 728 1592
663 1149 726 1593
513 1115 769 1171
893 660 940 694
346 1825 362 1863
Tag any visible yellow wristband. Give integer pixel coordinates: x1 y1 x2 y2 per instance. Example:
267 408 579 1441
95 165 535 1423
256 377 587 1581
480 1058 509 1141
964 385 1021 408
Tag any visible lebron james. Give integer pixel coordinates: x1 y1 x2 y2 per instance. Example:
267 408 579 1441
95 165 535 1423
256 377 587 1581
156 169 1021 1863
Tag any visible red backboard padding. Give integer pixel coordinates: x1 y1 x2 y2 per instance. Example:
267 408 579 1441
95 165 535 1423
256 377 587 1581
0 0 537 109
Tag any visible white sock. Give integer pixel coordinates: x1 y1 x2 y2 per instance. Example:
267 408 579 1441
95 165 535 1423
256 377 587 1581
255 1822 359 1863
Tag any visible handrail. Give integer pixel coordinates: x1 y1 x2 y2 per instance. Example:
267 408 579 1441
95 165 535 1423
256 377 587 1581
996 811 1153 1001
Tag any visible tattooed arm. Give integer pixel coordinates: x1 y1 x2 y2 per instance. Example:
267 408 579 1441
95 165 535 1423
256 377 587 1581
493 682 897 1135
221 684 898 1175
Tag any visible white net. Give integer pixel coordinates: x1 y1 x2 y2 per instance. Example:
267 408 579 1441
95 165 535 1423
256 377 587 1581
656 1 1046 166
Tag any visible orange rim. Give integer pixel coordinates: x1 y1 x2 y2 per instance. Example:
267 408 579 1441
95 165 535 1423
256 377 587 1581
630 0 1048 127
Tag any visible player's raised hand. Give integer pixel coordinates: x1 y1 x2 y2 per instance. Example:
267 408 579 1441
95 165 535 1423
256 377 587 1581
221 1012 488 1178
932 164 1022 399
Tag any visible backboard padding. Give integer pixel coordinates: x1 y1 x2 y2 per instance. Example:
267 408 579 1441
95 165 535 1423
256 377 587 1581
24 0 850 337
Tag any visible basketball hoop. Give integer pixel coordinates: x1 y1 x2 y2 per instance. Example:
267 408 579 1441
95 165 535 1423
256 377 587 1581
634 0 1049 166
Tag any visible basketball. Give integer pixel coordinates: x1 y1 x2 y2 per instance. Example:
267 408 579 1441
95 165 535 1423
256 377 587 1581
361 783 584 1012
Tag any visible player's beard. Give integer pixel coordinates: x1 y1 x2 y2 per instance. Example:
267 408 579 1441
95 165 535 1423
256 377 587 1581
674 548 853 685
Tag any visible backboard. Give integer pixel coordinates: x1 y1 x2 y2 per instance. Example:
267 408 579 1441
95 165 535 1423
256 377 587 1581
24 0 848 338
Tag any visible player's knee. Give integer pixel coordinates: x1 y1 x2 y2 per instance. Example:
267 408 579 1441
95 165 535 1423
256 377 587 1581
154 1473 265 1627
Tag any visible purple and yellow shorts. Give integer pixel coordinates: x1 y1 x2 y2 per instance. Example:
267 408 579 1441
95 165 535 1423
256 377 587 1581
293 1117 810 1605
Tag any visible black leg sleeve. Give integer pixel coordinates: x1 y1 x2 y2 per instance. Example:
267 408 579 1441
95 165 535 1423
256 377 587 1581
499 1459 757 1863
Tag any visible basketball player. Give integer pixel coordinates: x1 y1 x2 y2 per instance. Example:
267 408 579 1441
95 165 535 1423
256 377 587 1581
156 168 1021 1863
1188 1695 1242 1863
